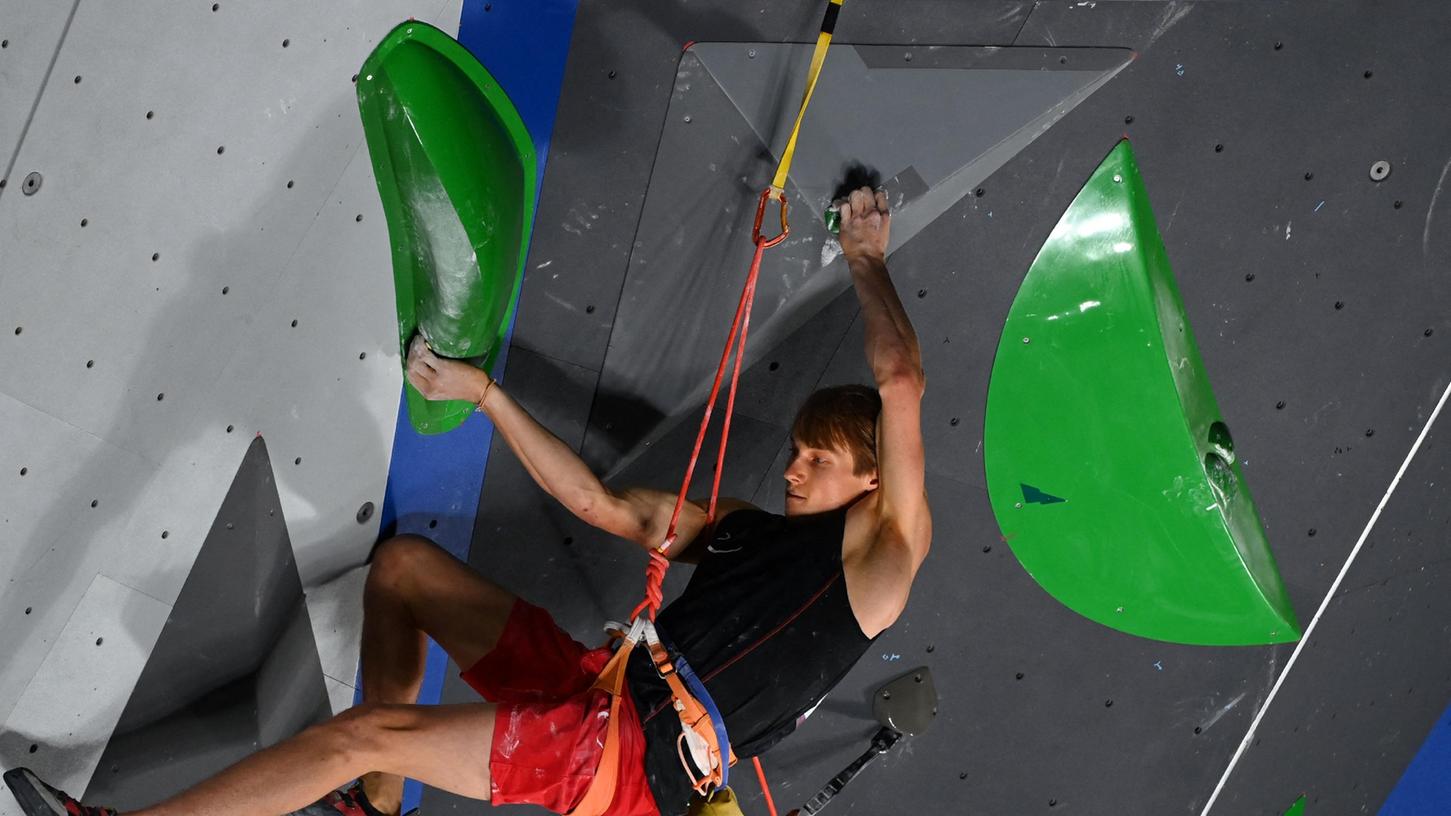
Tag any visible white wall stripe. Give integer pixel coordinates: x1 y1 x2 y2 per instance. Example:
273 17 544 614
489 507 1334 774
1200 376 1451 815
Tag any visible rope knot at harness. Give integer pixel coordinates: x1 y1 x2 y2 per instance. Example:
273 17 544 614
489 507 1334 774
631 550 672 621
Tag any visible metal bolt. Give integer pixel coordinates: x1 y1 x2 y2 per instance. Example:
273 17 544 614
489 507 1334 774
1022 337 1031 344
1112 174 1123 183
683 115 692 123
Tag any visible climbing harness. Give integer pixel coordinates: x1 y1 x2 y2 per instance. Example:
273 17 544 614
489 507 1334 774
568 2 845 814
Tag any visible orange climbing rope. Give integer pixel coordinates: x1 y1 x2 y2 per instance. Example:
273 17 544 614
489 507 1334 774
572 2 846 814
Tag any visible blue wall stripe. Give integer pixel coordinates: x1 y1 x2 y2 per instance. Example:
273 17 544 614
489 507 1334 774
354 1 579 811
1380 698 1451 815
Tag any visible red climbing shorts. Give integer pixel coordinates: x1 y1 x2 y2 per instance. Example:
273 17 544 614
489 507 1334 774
459 598 659 816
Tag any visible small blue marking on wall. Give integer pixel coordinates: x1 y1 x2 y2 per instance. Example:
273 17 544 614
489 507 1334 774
1380 698 1451 814
359 1 579 812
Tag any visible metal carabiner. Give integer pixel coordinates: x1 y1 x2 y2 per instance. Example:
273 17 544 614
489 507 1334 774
751 187 790 248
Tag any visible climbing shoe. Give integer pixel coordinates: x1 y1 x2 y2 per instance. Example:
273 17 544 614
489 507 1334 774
3 767 120 816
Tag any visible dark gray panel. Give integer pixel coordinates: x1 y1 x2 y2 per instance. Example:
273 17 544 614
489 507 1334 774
466 346 642 641
579 48 844 479
583 42 1129 482
731 284 863 428
1207 428 1451 815
509 0 1036 371
694 42 1130 246
86 437 330 811
430 1 1451 814
725 468 1284 814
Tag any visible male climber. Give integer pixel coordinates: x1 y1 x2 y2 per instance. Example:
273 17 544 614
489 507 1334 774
4 185 929 816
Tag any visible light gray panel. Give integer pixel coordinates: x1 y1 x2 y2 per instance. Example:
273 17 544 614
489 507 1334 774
0 392 158 729
0 1 462 809
0 0 404 454
0 0 74 176
0 574 172 810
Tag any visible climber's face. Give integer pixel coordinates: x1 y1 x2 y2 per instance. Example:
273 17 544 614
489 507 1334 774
783 437 879 517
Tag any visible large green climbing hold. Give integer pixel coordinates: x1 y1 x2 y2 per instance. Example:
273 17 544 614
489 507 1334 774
983 139 1300 646
356 21 537 435
1283 795 1307 816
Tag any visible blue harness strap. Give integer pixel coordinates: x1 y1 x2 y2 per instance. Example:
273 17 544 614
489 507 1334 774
658 627 732 791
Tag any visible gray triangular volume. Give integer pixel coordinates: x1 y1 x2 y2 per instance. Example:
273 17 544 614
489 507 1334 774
693 43 1135 253
86 437 331 810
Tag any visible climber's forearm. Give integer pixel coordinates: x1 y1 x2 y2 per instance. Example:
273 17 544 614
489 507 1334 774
471 370 607 513
847 254 923 386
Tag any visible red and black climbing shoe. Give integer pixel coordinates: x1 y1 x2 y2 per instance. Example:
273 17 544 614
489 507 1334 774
290 779 418 816
4 768 120 816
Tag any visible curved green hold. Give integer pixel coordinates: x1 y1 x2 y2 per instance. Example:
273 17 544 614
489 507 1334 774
356 21 537 435
983 139 1300 646
1283 795 1307 816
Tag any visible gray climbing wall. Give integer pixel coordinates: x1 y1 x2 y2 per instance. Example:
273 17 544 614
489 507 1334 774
0 2 461 810
420 1 1451 814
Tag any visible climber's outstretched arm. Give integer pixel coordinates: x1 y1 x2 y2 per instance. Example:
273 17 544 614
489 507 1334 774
404 335 750 559
837 186 932 637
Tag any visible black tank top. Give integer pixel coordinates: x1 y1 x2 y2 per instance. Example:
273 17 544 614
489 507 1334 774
624 506 877 815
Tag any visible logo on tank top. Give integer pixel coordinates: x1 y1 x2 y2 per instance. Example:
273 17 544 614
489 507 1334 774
706 531 741 554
